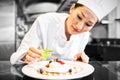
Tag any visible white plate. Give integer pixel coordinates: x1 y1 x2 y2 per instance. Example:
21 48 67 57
22 60 94 80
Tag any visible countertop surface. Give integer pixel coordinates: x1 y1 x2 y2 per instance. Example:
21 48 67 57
0 60 119 80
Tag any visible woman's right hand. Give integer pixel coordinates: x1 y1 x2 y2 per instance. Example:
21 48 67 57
24 47 43 64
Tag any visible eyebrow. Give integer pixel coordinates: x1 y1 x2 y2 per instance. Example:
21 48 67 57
81 11 94 24
81 11 86 18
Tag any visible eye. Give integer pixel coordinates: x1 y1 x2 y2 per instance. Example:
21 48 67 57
85 23 92 27
77 15 82 20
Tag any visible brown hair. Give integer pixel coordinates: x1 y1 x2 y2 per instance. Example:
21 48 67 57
74 3 84 8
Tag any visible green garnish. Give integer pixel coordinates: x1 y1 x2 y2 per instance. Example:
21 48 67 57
40 48 53 60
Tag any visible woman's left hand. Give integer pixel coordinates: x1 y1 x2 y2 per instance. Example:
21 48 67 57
73 52 89 63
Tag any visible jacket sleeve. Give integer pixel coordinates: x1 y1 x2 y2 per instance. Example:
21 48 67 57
10 17 43 65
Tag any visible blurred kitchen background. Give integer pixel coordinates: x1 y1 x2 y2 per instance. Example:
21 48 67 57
0 0 120 61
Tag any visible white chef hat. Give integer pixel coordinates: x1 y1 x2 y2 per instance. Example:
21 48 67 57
77 0 118 21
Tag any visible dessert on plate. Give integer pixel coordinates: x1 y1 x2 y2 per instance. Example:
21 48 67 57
37 57 80 76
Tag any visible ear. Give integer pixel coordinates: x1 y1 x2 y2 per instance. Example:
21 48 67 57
69 4 75 14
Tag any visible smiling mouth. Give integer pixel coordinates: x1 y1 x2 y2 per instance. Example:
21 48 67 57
72 26 80 32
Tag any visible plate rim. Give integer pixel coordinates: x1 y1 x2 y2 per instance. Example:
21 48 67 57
22 60 94 80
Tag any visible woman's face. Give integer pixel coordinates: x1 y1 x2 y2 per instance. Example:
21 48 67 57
65 4 98 35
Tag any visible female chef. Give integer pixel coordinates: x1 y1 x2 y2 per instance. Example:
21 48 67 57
10 0 118 64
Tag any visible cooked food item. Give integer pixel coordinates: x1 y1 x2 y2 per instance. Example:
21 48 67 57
37 57 79 76
30 47 53 62
39 48 53 60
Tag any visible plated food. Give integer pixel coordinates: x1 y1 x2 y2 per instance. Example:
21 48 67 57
37 57 80 76
22 57 94 79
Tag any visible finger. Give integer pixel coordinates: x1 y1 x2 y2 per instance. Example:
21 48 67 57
73 53 81 61
73 54 78 61
25 58 31 64
25 55 35 63
27 50 41 59
73 56 82 61
73 57 77 61
29 47 42 55
73 53 89 63
81 53 89 63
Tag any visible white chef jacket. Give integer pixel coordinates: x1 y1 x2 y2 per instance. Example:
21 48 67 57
10 12 90 65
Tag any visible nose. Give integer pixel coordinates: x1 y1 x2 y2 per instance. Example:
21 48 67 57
76 21 84 31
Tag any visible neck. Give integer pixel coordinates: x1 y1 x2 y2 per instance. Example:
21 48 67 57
65 32 71 41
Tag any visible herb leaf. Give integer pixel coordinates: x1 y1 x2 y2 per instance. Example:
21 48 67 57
40 48 53 60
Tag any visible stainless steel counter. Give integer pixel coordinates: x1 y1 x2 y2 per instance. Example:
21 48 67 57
0 61 119 80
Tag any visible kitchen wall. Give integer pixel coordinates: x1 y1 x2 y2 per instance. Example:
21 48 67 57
0 0 120 60
108 0 120 38
0 0 15 60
